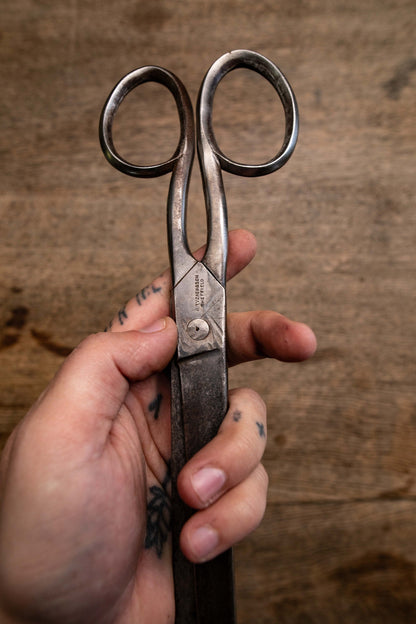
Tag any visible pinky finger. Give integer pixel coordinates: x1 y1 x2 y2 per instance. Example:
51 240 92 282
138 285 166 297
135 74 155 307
180 463 269 563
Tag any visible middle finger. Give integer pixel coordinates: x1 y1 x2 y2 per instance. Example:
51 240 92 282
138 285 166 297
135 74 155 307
176 387 267 510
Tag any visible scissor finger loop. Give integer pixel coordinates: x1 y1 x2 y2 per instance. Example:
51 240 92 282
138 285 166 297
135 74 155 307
99 65 194 178
198 49 299 177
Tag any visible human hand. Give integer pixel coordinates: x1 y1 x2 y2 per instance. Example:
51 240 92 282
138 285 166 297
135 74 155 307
0 229 316 624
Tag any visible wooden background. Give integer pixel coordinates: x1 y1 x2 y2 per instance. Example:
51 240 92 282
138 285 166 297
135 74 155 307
1 0 415 621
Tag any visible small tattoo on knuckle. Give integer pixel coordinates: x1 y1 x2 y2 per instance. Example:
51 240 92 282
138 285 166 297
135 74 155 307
232 410 242 422
256 421 266 438
148 393 163 420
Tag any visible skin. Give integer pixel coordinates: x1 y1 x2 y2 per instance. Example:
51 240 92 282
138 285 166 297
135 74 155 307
0 229 316 624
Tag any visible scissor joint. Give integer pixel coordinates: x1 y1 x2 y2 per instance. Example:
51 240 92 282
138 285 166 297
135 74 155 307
186 318 210 340
173 260 226 361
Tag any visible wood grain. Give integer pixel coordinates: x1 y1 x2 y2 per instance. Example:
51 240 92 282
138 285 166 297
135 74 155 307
1 0 415 621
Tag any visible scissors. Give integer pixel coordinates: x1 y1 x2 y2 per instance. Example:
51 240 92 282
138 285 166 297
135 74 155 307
99 49 298 624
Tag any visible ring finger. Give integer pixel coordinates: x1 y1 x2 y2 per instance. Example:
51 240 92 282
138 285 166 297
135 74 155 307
180 463 268 563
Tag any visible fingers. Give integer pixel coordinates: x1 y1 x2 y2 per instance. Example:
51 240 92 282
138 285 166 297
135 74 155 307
106 272 171 333
177 388 269 563
106 227 316 365
227 228 257 279
227 310 317 366
181 465 268 563
106 229 257 333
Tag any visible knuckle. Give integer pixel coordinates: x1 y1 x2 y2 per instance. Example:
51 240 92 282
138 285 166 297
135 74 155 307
72 331 106 356
65 332 124 377
238 466 269 527
230 387 267 415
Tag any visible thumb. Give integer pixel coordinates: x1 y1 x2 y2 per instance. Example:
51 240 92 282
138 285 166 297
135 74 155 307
25 318 177 453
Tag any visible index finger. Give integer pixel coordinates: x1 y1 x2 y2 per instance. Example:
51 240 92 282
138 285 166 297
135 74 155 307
227 310 317 366
106 228 316 366
106 228 256 332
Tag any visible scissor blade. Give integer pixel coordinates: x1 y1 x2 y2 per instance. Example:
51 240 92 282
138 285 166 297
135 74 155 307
171 359 197 622
178 349 227 456
195 549 235 624
171 351 235 624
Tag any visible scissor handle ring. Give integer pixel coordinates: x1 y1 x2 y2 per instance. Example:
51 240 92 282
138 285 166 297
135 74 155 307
99 66 194 178
197 50 299 177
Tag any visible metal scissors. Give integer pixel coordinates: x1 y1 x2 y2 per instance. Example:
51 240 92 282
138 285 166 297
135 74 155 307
99 49 298 624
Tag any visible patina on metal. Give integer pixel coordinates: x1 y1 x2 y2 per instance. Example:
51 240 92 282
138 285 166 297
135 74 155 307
99 49 298 624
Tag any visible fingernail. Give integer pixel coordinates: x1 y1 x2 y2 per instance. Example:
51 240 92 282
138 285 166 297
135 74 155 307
191 467 226 505
139 318 167 333
190 525 219 561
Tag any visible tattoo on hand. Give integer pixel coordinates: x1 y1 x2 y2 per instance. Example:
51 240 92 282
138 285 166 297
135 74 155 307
145 469 171 558
233 410 242 422
256 421 266 438
136 283 162 306
118 306 128 325
148 393 163 420
104 282 163 330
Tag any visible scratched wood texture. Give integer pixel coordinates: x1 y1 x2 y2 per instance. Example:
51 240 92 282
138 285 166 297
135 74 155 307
1 0 415 622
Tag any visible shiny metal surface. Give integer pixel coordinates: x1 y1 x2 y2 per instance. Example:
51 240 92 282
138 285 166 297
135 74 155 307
99 49 298 624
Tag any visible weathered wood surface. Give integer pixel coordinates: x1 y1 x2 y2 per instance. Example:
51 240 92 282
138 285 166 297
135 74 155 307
1 0 415 621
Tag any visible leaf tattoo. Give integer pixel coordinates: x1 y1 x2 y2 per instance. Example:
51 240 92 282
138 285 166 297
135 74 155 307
145 471 171 558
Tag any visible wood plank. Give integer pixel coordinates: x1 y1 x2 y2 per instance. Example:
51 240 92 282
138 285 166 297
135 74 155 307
235 500 416 623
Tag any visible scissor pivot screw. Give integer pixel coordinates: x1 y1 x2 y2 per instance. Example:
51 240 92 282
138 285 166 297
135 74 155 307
187 318 210 340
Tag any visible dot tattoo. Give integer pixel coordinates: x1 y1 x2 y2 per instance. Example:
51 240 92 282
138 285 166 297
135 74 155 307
232 410 242 422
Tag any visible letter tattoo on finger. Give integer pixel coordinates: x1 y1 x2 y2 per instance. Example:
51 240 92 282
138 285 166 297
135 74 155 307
136 283 162 306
